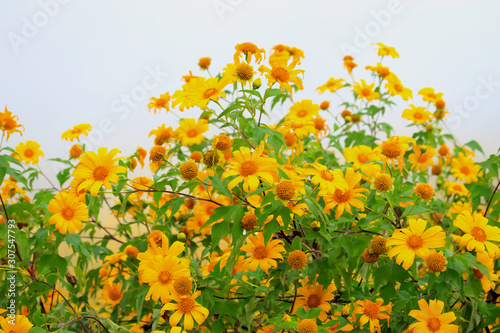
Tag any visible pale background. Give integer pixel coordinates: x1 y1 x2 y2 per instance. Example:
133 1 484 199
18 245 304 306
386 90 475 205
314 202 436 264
1 0 500 187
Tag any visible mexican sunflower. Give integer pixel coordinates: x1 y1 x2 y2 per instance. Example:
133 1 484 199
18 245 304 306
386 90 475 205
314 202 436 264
171 76 230 111
304 163 348 194
175 118 208 146
161 291 209 330
408 299 458 333
240 232 286 274
14 140 44 164
453 211 500 257
378 135 415 173
322 167 368 219
0 106 24 140
141 254 191 302
48 191 89 234
148 92 171 114
402 105 432 125
450 152 482 183
352 79 380 101
352 299 392 333
374 42 400 58
316 77 345 94
0 315 33 333
286 99 319 121
61 123 92 141
387 218 446 270
384 74 412 101
222 142 277 192
72 147 126 197
292 275 335 322
258 57 304 96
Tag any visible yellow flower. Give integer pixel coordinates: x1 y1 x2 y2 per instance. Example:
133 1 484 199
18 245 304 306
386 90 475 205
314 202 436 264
198 57 211 70
149 124 174 146
270 44 305 64
0 106 24 141
304 163 348 194
101 282 123 306
402 105 432 124
234 42 266 64
48 191 89 234
175 118 208 146
418 87 443 103
408 299 458 333
352 299 392 333
322 167 369 219
258 58 304 96
172 76 230 111
222 142 277 192
72 147 126 197
408 145 436 172
14 140 44 164
161 291 209 330
223 61 255 86
0 314 33 333
453 211 500 257
240 232 286 274
286 99 320 122
148 92 171 114
292 275 335 322
377 135 414 172
387 218 446 270
443 181 469 197
450 152 482 183
61 123 92 141
472 251 498 292
384 74 412 101
365 63 391 78
281 119 316 139
317 77 345 94
374 42 399 58
344 145 378 170
343 55 357 74
141 254 191 302
353 79 380 101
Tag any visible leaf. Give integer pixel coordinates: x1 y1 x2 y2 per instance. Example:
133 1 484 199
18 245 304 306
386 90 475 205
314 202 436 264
465 140 484 155
292 235 302 250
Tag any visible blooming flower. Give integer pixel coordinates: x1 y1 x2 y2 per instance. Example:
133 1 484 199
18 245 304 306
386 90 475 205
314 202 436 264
61 123 92 141
408 299 458 333
48 191 89 234
453 211 500 257
14 140 44 164
240 232 286 274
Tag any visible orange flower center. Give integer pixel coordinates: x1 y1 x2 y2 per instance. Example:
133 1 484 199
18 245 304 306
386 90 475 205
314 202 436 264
108 287 121 301
253 245 268 260
320 170 334 181
174 276 192 295
202 87 218 99
236 63 253 81
428 93 436 100
470 226 486 242
93 166 109 181
71 129 82 134
61 208 75 220
407 235 423 249
472 268 484 279
3 119 16 130
426 253 446 272
426 317 441 332
187 129 198 138
373 175 392 192
158 271 172 284
306 294 321 308
238 42 258 53
179 297 195 313
333 189 351 203
418 153 428 163
148 230 163 246
394 83 403 92
363 301 380 319
240 160 258 177
358 153 369 163
460 166 470 175
361 88 371 97
275 180 295 201
382 142 402 159
297 110 308 118
155 97 167 106
24 149 34 158
271 67 290 82
413 112 423 119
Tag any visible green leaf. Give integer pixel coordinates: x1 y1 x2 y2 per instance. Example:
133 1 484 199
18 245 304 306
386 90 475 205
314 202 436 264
292 235 302 250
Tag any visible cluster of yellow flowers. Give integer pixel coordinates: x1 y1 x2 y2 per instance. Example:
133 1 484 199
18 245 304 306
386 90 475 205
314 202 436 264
1 42 500 333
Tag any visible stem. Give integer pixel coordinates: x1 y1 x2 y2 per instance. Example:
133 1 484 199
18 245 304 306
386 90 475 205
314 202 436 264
485 180 500 218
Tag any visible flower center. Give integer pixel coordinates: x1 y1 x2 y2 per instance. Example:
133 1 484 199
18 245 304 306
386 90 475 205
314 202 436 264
374 175 392 192
3 119 15 130
471 226 486 242
24 149 34 158
236 63 254 81
71 129 82 134
297 110 308 118
187 129 198 138
240 160 258 177
179 297 195 313
460 166 470 175
320 170 335 181
472 268 484 279
414 112 423 119
238 42 258 53
108 287 121 301
306 294 321 308
253 245 268 260
363 301 380 319
155 97 167 106
93 166 109 181
333 189 351 203
202 87 218 99
426 317 441 332
394 83 403 92
271 67 290 82
61 207 75 220
358 153 369 163
382 142 402 158
275 180 295 201
418 153 428 163
174 276 192 295
426 253 446 272
158 271 172 284
361 88 371 97
407 235 423 249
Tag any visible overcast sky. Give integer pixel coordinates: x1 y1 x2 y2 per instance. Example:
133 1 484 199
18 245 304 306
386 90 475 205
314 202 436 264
1 0 499 185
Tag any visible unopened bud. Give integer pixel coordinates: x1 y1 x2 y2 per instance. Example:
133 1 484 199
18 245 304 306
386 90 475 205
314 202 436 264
177 233 187 243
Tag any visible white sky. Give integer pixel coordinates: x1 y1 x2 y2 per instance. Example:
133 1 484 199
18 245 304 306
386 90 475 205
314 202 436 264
1 0 500 184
